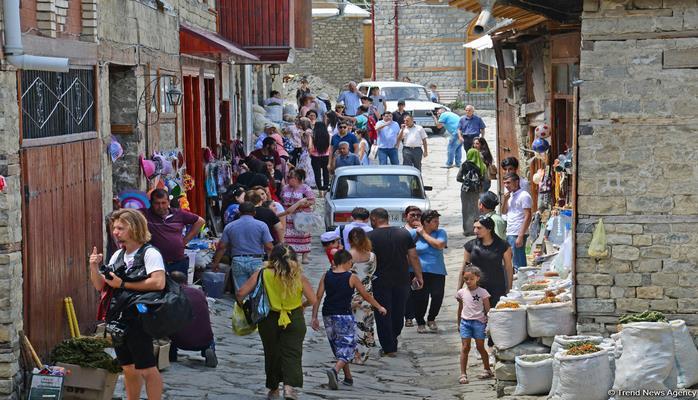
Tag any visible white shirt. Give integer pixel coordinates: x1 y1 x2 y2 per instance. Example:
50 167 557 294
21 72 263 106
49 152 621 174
108 247 166 276
371 95 386 114
505 188 533 236
334 221 373 250
401 124 427 148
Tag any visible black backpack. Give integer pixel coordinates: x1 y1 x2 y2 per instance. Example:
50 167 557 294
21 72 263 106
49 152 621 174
457 161 482 193
135 276 193 339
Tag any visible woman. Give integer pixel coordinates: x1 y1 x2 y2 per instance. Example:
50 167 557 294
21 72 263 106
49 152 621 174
221 185 245 226
296 118 315 187
295 78 311 107
460 216 514 309
473 137 495 192
309 121 331 194
89 209 166 400
280 169 316 264
403 206 422 327
348 228 377 363
299 95 314 118
457 148 487 235
237 244 316 400
413 210 448 333
305 110 318 127
355 129 370 166
263 158 283 201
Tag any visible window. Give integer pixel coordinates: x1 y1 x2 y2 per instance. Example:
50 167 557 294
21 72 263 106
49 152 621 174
553 63 579 96
332 174 425 200
160 75 175 113
381 87 429 102
468 49 497 91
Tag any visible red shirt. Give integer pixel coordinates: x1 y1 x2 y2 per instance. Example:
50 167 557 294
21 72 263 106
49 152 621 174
141 208 200 263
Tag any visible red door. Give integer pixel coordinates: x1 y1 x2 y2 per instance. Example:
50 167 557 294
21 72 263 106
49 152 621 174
183 75 205 217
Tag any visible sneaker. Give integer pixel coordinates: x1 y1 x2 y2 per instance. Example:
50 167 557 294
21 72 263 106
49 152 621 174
326 368 339 390
427 321 438 332
341 378 354 387
204 348 218 368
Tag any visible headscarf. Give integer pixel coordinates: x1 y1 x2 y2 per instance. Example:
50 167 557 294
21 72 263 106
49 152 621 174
467 148 487 178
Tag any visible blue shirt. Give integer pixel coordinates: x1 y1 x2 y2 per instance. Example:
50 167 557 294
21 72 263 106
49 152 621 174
331 133 358 153
377 121 400 148
415 228 448 275
221 215 273 255
337 90 361 116
458 115 486 136
335 153 360 168
438 111 461 136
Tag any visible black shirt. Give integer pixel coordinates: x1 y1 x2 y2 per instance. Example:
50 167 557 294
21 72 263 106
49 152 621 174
392 110 410 126
464 237 510 296
368 226 416 287
237 172 269 189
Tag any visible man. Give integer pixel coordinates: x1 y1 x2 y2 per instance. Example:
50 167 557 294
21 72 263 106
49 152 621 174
250 136 283 170
502 173 532 271
295 78 311 107
396 115 428 171
500 156 530 193
433 107 462 168
142 189 205 276
428 84 440 103
478 191 506 240
264 90 284 106
329 123 359 168
331 142 360 172
337 81 361 116
360 95 380 120
368 208 423 356
168 271 217 367
370 87 387 115
333 207 372 250
240 190 284 243
402 206 422 328
375 112 401 165
211 202 274 288
457 105 486 153
392 100 410 126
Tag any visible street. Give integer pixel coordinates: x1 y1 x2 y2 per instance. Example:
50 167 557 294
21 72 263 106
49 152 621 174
114 113 500 399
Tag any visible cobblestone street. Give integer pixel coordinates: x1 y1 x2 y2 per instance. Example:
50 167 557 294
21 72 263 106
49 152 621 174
115 114 499 399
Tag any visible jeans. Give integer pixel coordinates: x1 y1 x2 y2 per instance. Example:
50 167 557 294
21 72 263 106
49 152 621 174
310 155 329 190
372 283 410 353
165 258 190 276
446 135 462 167
462 134 478 153
378 148 399 165
506 235 529 270
402 147 424 171
231 256 264 290
412 272 446 326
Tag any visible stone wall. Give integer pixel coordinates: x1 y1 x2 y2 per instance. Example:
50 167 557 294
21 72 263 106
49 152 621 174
285 16 366 90
576 0 698 340
373 0 471 90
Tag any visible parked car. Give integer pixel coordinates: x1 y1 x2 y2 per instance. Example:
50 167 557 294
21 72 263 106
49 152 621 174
357 81 449 133
324 165 431 230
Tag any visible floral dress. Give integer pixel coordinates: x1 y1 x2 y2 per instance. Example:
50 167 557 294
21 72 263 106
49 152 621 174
351 252 377 361
280 183 315 254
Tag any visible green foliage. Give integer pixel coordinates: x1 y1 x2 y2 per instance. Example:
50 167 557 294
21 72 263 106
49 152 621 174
618 310 667 325
448 99 465 110
51 337 122 373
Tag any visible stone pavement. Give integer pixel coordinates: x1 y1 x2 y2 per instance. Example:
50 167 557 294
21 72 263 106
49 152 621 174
114 113 501 399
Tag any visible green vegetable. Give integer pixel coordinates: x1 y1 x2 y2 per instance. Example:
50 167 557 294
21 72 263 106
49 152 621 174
618 310 667 325
521 283 548 291
51 337 122 373
564 341 597 349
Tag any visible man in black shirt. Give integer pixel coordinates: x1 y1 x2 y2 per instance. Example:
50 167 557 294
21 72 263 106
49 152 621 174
368 208 424 356
392 100 410 126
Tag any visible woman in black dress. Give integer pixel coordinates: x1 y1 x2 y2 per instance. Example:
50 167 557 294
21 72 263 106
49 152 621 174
460 216 514 308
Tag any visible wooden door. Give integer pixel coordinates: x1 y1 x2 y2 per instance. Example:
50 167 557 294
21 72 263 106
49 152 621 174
363 23 374 80
22 139 102 357
183 75 205 217
496 78 518 194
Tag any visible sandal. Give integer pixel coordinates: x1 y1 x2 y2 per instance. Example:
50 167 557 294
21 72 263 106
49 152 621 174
477 370 494 380
266 389 280 399
459 374 469 384
417 325 427 334
405 319 414 327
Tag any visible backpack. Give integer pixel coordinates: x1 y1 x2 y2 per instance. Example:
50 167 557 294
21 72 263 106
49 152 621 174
457 161 482 193
136 276 193 339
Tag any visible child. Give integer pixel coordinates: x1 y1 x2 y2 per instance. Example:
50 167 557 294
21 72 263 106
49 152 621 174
320 231 342 266
311 250 387 390
455 266 493 384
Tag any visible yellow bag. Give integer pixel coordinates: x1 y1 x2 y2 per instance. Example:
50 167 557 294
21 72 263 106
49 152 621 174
232 303 257 336
587 218 609 258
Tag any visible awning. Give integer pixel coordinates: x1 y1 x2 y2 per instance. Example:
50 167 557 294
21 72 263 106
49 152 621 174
180 23 259 63
464 34 517 69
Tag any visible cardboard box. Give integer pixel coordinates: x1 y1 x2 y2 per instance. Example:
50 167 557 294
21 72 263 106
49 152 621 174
56 363 119 400
153 340 171 370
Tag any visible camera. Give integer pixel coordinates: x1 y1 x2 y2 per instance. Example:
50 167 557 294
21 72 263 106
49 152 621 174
105 320 128 346
99 264 114 280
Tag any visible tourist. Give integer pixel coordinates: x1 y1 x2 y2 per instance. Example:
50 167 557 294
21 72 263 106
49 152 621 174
347 228 377 363
428 84 440 103
402 206 422 328
311 250 386 390
457 148 487 235
333 207 372 250
280 169 316 264
500 156 530 193
412 210 447 334
501 173 532 271
391 99 410 126
355 129 371 166
369 87 386 115
456 265 494 384
337 81 361 116
331 142 360 173
397 114 428 171
457 105 486 153
221 185 245 225
478 192 506 240
296 78 311 107
305 109 318 127
309 121 331 193
433 107 462 168
236 244 316 400
375 112 401 165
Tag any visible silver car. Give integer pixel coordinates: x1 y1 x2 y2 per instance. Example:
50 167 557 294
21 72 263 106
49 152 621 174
324 165 431 230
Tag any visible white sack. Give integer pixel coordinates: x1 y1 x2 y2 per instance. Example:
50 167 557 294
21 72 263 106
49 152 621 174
488 307 527 350
526 302 575 338
514 354 553 395
265 104 283 123
550 349 612 400
550 335 604 355
670 320 698 389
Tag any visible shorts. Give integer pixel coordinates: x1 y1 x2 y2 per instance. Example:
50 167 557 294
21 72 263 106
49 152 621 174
323 315 357 363
459 319 487 340
113 320 157 370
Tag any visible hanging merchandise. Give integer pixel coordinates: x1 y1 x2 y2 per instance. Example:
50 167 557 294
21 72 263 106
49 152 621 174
152 153 173 176
535 122 550 139
532 137 550 153
118 190 150 209
205 165 218 198
588 218 609 258
182 174 195 191
139 155 157 179
108 136 124 162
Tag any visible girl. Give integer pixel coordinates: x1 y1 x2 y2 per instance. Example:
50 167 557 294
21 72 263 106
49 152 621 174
311 250 387 390
455 265 493 384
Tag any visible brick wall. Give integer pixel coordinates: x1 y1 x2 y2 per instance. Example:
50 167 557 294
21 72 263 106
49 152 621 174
576 0 698 341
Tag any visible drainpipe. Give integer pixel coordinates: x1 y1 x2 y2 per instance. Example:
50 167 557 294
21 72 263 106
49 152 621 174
474 0 497 35
371 0 376 80
393 1 398 80
3 0 70 72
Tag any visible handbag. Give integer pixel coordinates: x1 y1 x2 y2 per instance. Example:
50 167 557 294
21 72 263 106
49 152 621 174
243 269 270 324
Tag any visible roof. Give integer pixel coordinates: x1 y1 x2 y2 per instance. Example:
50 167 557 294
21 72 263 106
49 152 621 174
312 3 370 18
179 23 259 62
449 0 580 24
357 81 425 88
333 165 422 177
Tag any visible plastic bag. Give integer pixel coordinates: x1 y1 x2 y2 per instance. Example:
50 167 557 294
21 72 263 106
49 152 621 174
232 303 256 336
514 354 554 395
293 211 323 233
488 307 528 350
550 349 613 400
587 218 609 258
526 302 575 338
614 322 677 399
670 320 698 389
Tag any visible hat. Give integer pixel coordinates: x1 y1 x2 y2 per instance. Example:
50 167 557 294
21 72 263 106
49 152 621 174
152 153 173 176
118 190 150 209
139 155 156 179
479 192 499 210
108 137 124 162
317 93 329 101
320 231 340 243
397 99 406 105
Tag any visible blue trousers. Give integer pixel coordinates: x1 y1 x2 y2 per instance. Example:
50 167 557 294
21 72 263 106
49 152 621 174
372 283 410 353
378 148 399 165
446 135 462 167
506 235 529 270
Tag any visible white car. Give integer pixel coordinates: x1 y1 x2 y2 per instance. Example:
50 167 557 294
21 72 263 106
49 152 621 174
324 165 431 230
357 81 449 132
